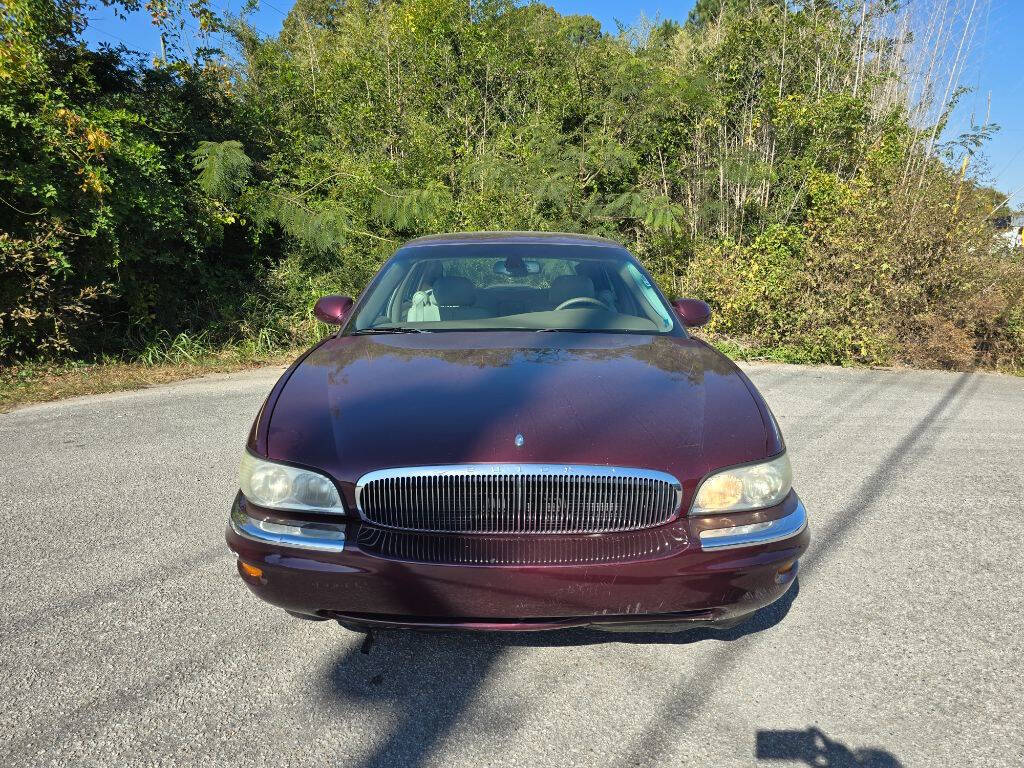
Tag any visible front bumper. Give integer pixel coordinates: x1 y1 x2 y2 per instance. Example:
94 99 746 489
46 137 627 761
226 492 809 630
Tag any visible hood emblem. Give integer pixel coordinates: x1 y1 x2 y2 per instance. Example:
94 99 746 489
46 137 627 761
514 433 524 447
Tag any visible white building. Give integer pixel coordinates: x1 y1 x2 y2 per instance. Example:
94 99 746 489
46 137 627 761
995 214 1024 249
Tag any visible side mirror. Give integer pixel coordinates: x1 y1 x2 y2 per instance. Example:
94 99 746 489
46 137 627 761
314 295 354 325
671 298 712 328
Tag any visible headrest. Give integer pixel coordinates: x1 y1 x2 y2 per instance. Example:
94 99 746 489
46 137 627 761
548 275 595 306
432 276 477 306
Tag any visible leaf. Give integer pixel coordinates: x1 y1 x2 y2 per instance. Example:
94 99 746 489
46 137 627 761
371 182 452 232
191 140 253 201
603 192 684 237
258 191 350 252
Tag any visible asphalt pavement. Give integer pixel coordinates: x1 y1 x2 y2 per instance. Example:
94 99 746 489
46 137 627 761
1 362 1022 767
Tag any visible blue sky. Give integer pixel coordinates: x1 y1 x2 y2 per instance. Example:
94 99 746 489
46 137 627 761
83 0 1024 204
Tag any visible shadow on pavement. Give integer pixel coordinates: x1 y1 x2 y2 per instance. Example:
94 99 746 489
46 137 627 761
319 581 799 767
612 370 979 766
322 630 505 768
319 372 977 768
756 727 902 767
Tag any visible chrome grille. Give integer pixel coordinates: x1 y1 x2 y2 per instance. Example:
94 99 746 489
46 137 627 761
357 525 684 565
355 464 682 534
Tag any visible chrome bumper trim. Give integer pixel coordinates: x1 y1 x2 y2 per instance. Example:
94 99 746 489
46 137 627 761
698 501 807 551
229 508 346 552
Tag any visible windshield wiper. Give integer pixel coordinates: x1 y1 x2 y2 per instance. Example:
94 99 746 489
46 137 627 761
351 326 431 335
535 328 601 333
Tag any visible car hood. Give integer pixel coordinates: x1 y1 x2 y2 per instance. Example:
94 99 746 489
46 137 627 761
264 332 771 501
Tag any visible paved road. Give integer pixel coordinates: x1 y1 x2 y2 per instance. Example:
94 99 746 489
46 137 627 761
1 363 1022 767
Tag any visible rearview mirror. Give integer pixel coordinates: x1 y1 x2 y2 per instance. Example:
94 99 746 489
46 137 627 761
494 257 541 277
671 298 712 328
314 295 354 325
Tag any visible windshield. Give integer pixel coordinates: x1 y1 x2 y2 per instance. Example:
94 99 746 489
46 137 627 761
348 243 679 335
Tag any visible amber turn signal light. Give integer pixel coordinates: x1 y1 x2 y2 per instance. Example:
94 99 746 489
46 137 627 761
238 560 264 580
775 560 797 584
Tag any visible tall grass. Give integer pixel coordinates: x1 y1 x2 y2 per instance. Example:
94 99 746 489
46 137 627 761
136 330 216 366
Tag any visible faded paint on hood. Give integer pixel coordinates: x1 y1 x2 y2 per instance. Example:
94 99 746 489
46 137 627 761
264 332 769 505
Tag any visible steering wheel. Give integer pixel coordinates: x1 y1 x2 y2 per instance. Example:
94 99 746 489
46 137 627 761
554 296 613 312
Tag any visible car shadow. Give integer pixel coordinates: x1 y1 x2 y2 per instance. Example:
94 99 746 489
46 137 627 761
320 627 505 768
317 580 799 767
316 371 979 768
756 727 903 767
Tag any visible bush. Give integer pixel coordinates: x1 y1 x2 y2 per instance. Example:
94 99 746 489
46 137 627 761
683 156 1024 369
2 0 1021 375
0 0 264 362
0 225 108 359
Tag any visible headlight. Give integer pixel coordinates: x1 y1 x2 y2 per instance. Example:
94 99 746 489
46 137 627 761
239 451 345 514
690 453 792 515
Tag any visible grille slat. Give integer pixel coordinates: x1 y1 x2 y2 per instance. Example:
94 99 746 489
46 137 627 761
356 464 681 534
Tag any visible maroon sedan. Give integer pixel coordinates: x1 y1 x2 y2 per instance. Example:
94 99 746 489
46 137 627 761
226 232 809 632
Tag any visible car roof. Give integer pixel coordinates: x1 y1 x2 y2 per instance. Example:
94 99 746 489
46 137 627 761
399 231 624 249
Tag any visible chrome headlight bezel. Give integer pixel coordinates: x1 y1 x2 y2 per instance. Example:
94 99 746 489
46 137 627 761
689 452 793 516
239 451 346 515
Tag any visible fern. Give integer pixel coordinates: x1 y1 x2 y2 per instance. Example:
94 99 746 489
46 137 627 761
371 182 452 232
604 191 646 217
531 172 572 209
604 192 685 237
192 140 253 200
257 191 350 252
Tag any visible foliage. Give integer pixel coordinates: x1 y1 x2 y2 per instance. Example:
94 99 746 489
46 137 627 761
685 149 1024 368
0 0 264 360
1 0 1021 373
192 140 253 200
